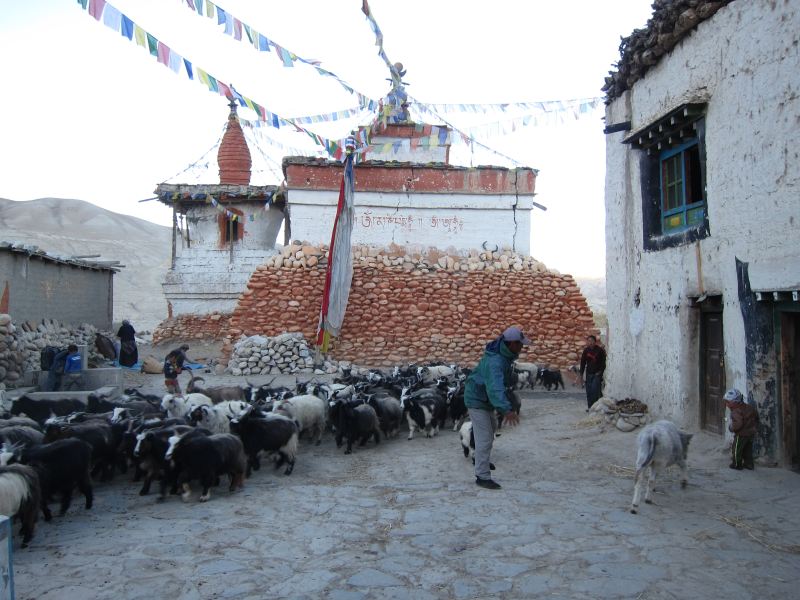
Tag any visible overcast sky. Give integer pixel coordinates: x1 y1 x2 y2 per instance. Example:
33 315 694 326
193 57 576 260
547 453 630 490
0 0 653 278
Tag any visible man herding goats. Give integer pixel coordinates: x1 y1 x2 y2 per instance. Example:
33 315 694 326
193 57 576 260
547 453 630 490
464 326 526 490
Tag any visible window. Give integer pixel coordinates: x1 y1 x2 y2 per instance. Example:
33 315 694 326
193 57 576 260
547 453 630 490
625 103 709 251
660 140 705 233
218 208 244 247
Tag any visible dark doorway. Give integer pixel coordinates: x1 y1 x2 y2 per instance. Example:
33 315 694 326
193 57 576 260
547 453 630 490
700 302 725 433
780 312 800 470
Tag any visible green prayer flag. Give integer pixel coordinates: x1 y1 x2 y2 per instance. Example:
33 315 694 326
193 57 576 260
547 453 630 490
146 33 158 57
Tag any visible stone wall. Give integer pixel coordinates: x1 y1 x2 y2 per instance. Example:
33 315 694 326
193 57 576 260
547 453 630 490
0 314 110 387
219 244 597 368
152 312 232 345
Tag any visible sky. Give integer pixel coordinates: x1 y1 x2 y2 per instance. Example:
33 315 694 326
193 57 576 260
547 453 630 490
0 0 654 278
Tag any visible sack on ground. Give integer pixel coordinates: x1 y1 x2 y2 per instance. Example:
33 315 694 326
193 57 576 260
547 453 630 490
141 355 163 374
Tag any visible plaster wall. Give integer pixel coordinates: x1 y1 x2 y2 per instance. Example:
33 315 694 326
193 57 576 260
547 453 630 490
604 1 800 431
0 253 113 330
180 204 283 252
164 247 278 315
289 190 533 254
165 203 283 315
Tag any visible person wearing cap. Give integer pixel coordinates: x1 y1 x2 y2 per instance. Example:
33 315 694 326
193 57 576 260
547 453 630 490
163 344 190 395
579 335 606 411
723 388 759 470
464 326 527 490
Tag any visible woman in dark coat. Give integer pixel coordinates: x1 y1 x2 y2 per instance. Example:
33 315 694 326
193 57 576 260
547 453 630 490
116 319 138 367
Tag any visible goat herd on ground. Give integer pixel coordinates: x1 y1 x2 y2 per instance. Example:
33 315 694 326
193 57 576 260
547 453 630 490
0 361 691 548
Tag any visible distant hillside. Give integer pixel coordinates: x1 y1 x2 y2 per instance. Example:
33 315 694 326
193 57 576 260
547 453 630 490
574 276 606 315
0 198 170 330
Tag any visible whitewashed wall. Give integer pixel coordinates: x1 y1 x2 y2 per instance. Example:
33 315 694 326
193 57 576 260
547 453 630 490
289 190 533 255
165 204 283 315
180 204 283 251
604 1 800 428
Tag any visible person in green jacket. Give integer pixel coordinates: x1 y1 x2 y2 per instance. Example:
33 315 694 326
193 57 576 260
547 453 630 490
464 326 528 489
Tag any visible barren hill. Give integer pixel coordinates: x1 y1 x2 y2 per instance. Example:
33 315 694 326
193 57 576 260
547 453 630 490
0 198 170 330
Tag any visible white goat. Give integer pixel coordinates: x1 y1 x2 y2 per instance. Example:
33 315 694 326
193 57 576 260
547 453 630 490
273 394 327 445
161 393 213 420
188 402 248 434
631 420 693 514
514 362 540 389
418 365 454 383
459 421 474 459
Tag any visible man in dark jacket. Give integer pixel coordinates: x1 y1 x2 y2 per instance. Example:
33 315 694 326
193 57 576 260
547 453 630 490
579 335 606 411
724 388 759 470
464 326 527 490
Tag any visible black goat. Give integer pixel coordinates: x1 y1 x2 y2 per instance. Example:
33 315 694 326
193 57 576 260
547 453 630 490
165 432 247 502
229 408 299 476
4 439 94 521
329 399 381 454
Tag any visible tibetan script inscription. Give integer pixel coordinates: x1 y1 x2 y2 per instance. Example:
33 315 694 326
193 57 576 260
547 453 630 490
358 211 465 235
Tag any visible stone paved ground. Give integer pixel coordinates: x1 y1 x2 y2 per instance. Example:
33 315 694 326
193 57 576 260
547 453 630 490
11 383 800 599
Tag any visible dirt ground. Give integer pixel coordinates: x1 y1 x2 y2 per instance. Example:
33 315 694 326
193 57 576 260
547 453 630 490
10 375 800 599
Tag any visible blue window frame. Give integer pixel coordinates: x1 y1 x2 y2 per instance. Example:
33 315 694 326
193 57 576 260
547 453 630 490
660 139 705 233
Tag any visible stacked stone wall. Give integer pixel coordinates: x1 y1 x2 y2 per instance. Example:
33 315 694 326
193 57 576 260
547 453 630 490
0 314 110 387
152 312 232 345
221 245 598 368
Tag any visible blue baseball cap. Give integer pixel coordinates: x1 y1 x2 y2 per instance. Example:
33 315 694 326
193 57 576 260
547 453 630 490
502 326 531 345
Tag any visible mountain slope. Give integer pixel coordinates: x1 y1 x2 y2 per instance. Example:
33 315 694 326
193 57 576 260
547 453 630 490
0 198 170 330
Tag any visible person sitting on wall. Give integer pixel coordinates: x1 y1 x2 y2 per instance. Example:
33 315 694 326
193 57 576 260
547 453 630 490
164 344 190 395
61 345 83 390
116 319 138 368
44 347 69 392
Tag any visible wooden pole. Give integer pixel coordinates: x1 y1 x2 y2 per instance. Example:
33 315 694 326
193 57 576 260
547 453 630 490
171 203 177 270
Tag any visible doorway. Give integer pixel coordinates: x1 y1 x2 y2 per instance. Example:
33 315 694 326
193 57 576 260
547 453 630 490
700 303 725 433
780 312 800 470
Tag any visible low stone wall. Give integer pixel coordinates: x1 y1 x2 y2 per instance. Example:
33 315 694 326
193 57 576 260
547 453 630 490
221 244 597 368
152 312 232 345
0 314 109 387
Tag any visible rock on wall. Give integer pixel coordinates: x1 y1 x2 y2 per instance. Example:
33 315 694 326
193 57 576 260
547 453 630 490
222 244 598 368
153 312 232 345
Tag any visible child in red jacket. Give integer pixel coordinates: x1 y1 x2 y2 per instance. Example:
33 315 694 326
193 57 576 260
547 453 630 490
724 388 759 470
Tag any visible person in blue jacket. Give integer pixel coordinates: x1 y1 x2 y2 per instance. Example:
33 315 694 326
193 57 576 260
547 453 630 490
464 326 528 489
63 345 82 374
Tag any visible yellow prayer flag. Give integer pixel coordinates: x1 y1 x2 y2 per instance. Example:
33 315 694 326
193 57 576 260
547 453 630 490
134 25 146 48
197 68 211 89
205 0 215 19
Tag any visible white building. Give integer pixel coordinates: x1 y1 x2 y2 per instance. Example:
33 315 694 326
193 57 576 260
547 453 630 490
283 122 537 255
156 102 284 316
603 0 800 466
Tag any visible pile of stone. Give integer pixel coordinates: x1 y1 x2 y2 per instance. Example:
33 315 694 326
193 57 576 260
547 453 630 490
0 314 111 386
603 0 732 101
263 242 551 274
590 397 649 432
0 314 23 386
226 333 340 376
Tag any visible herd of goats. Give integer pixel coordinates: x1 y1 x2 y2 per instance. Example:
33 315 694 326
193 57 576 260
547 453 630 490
0 360 692 549
0 362 550 548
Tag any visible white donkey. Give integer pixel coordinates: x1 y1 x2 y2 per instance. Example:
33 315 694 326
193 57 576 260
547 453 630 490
630 420 693 514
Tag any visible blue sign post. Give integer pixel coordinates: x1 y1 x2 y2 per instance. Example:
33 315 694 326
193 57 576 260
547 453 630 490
0 516 13 599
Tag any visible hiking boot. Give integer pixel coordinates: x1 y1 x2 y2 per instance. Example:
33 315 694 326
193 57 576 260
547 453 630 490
476 478 501 490
729 463 743 470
